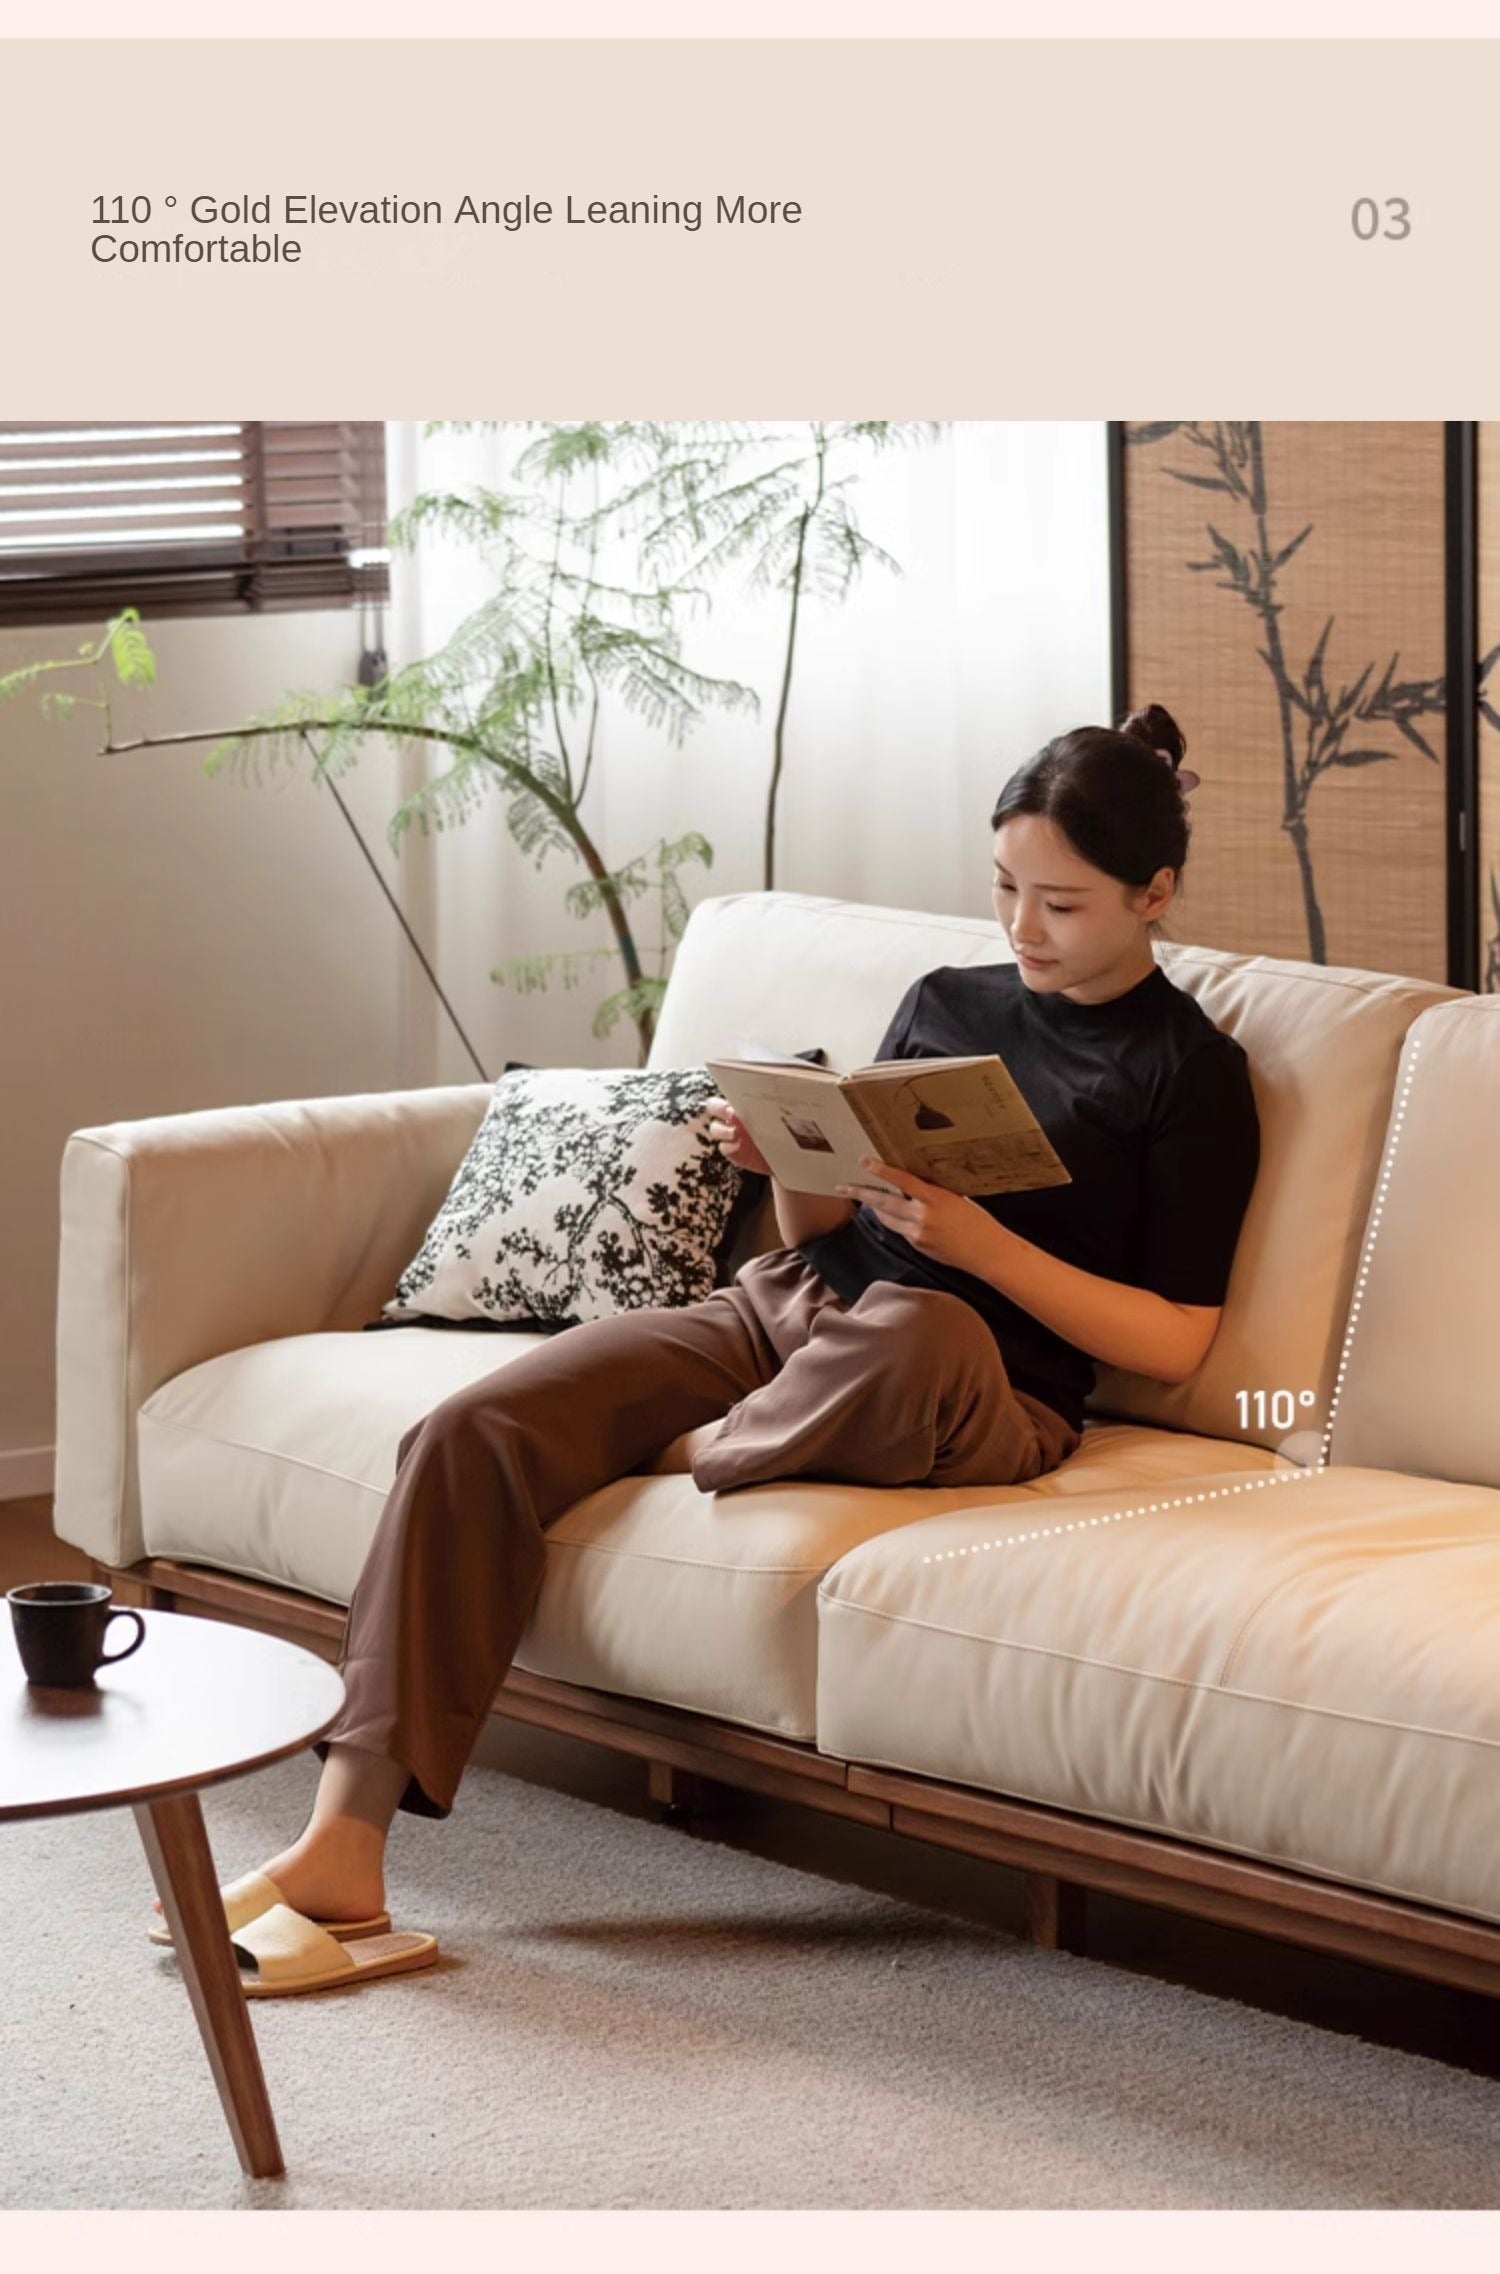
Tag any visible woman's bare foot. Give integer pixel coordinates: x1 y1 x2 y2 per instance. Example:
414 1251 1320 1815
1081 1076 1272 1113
246 1821 389 1923
150 1821 388 1927
151 1742 406 1925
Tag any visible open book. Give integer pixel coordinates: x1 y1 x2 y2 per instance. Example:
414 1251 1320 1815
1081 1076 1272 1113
705 1048 1072 1198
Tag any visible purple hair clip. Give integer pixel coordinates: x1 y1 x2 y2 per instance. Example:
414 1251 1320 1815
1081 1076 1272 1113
1154 746 1201 797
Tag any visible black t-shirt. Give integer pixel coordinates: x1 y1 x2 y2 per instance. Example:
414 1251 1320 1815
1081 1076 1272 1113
799 960 1261 1432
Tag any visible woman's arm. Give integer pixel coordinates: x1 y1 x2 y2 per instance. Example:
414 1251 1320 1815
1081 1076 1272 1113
705 1096 856 1247
840 1157 1221 1385
965 1217 1221 1383
772 1185 857 1246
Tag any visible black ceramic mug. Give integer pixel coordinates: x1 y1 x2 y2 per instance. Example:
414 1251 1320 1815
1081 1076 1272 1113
6 1581 147 1687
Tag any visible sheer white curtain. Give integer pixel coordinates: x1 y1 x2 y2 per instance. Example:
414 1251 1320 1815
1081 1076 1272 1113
386 421 1111 1079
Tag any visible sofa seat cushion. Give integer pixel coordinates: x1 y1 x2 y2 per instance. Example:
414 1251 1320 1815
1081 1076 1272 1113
508 1429 1283 1737
999 1420 1294 1496
511 1472 1031 1739
137 1328 559 1605
136 1330 1289 1740
816 1466 1500 1925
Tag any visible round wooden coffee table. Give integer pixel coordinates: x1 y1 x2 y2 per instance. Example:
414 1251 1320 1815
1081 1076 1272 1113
0 1606 344 2179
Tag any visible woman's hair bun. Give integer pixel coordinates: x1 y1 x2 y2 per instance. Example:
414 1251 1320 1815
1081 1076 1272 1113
1119 703 1200 794
1119 703 1186 772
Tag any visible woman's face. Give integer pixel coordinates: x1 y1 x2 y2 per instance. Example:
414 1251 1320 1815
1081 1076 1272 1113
991 814 1175 1003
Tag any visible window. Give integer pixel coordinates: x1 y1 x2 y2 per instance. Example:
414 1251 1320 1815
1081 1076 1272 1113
0 420 389 624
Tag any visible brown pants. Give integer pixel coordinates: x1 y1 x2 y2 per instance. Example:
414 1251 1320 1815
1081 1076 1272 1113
324 1248 1080 1816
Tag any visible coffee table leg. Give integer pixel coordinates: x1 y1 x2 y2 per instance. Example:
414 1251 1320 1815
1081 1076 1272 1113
134 1791 285 2179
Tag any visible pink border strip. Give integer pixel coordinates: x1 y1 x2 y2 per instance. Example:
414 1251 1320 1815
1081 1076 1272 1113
6 3 1500 35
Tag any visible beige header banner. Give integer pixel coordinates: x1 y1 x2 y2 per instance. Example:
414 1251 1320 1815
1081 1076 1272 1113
1 38 1495 415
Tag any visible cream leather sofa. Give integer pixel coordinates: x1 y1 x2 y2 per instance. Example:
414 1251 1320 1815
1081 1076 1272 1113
53 892 1500 2000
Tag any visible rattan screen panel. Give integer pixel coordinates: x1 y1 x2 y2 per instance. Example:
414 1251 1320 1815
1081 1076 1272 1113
1120 422 1447 982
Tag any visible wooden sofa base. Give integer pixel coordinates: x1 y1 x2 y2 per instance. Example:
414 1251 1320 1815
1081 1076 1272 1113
104 1556 1500 2005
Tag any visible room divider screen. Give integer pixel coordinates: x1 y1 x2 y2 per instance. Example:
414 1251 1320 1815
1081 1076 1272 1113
1109 421 1493 992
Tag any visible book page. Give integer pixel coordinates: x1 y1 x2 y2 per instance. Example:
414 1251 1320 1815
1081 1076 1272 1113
851 1055 991 1080
706 1059 901 1195
850 1059 1071 1195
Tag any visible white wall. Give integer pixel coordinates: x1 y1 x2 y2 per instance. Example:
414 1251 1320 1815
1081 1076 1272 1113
0 605 415 1488
0 420 1110 1490
392 420 1113 1081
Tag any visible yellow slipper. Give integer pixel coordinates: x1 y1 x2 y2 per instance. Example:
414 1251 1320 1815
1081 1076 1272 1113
230 1904 439 1998
147 1868 390 1949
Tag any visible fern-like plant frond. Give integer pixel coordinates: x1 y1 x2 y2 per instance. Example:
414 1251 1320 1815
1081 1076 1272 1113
504 783 576 868
105 608 156 688
202 683 375 788
564 857 653 921
582 623 759 741
491 945 620 995
592 976 668 1040
0 655 89 704
386 746 502 848
391 489 530 552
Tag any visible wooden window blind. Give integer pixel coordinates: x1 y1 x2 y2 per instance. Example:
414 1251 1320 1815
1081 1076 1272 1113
0 420 388 624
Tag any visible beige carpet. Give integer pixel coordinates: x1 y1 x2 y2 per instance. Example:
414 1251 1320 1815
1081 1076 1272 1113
5 1750 1498 2211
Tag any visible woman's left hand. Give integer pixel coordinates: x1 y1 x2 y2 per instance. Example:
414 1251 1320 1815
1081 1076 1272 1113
836 1157 995 1272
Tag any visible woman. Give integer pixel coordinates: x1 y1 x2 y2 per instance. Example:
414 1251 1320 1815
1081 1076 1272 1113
167 702 1259 1970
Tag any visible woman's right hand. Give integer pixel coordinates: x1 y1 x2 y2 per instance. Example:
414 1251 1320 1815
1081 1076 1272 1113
705 1097 773 1178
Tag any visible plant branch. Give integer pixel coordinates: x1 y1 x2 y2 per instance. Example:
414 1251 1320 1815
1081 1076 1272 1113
764 428 828 890
295 727 491 1083
542 478 576 802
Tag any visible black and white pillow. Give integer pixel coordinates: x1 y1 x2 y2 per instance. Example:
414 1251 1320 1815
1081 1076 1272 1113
383 1066 757 1329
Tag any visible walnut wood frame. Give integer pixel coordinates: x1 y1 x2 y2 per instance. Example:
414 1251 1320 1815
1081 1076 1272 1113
101 1554 1500 2005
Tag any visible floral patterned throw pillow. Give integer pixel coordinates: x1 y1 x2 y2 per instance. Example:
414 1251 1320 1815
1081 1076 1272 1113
383 1066 756 1328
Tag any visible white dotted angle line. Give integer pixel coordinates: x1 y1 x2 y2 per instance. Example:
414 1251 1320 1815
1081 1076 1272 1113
1316 1031 1421 1469
920 1469 1316 1562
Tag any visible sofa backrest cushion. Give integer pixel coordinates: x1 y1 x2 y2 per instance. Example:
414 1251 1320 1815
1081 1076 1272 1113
652 894 1457 1450
1327 996 1500 1485
1090 943 1460 1447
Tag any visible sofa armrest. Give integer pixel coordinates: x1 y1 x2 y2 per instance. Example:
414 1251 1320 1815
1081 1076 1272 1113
54 1084 490 1568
